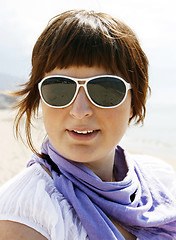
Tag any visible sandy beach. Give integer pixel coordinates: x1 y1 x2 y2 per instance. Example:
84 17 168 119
0 108 176 186
0 109 45 186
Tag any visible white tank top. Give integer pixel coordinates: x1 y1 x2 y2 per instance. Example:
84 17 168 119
0 155 175 240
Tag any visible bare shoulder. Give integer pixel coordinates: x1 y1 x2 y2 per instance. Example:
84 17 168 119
0 221 47 240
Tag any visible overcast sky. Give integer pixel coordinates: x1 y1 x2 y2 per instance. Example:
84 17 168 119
0 0 176 103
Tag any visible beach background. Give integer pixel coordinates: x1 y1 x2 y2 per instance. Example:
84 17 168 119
0 0 176 185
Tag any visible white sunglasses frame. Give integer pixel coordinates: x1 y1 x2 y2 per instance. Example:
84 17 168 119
38 75 132 109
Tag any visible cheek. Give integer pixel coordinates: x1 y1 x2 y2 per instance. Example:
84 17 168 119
41 104 53 128
106 99 132 134
110 110 130 130
41 103 62 134
110 99 132 123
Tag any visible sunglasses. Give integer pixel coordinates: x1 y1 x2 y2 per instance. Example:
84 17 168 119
38 75 132 108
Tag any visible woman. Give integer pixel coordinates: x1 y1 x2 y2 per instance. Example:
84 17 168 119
0 9 176 240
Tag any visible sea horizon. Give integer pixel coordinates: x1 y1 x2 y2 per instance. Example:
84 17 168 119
120 101 176 167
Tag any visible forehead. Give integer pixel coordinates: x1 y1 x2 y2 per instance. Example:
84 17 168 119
44 66 114 79
44 66 127 83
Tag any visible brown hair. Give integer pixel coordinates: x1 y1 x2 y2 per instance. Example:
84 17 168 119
13 9 150 155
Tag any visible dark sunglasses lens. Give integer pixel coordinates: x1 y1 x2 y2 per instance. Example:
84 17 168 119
87 77 126 107
41 77 76 106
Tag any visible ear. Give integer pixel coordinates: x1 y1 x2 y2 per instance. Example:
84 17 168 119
128 105 134 125
130 105 133 119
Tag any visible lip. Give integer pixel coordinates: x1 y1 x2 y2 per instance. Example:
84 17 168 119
66 128 99 141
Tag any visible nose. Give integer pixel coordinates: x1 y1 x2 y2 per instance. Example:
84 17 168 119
69 87 93 119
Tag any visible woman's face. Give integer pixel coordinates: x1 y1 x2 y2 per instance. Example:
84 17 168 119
41 66 133 168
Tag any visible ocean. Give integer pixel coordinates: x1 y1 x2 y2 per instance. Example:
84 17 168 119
120 102 176 164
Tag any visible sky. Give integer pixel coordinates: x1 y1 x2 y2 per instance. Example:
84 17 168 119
0 0 176 104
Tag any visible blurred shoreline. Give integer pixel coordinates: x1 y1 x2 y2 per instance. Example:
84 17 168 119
121 102 176 169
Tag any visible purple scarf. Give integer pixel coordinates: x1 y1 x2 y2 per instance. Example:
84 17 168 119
28 139 176 239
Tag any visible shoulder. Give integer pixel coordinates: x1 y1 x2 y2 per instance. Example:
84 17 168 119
0 163 88 240
0 163 59 202
0 163 65 239
0 220 47 240
128 152 176 196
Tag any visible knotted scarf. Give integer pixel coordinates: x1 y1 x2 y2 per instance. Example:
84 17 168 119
28 139 176 239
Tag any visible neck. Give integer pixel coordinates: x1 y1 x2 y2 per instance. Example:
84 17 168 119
84 149 116 182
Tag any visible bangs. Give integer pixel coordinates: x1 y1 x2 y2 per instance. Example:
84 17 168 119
42 11 122 73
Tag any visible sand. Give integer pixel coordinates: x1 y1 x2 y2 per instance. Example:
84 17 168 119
0 109 45 186
0 108 175 186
